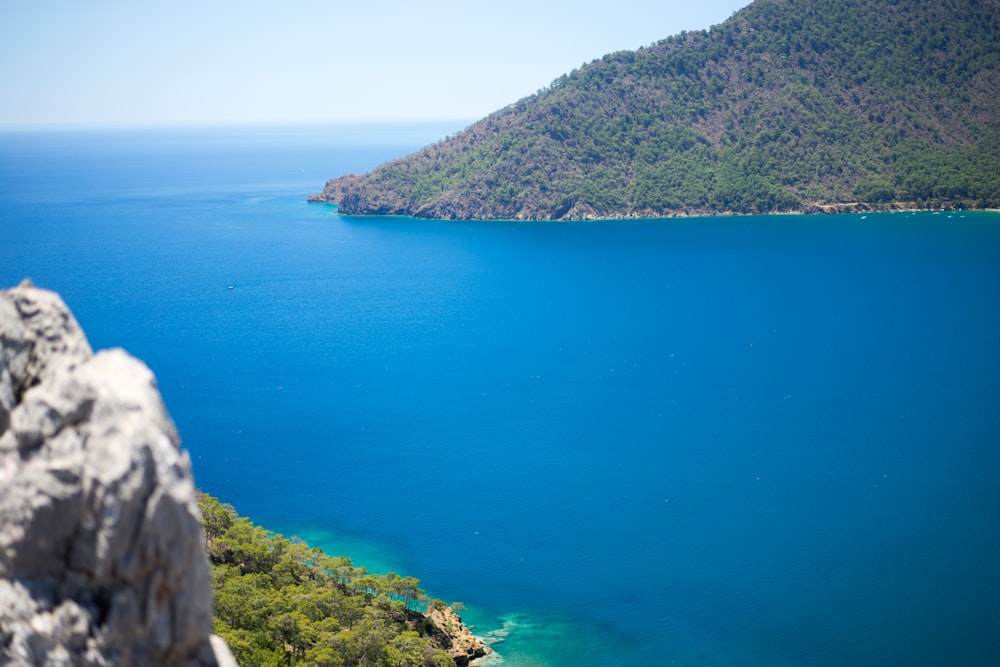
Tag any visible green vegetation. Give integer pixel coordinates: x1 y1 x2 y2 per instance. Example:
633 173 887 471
312 0 1000 219
198 493 462 667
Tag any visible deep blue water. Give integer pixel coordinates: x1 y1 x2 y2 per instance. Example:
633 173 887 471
3 126 999 666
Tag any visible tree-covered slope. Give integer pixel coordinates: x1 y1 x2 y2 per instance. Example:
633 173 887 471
198 494 487 667
311 0 1000 219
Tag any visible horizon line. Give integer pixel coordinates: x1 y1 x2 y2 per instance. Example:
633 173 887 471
0 117 478 134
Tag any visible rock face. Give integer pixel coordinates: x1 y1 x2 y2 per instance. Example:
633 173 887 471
0 280 237 667
425 606 490 667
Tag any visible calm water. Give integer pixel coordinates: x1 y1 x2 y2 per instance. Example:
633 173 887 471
2 126 999 666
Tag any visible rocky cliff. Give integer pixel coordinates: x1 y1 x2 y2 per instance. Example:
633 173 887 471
0 280 237 667
424 607 490 667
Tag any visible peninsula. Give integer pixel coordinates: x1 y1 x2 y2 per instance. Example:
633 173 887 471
310 0 1000 220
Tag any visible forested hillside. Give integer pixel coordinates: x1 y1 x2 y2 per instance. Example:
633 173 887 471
311 0 1000 219
198 494 487 667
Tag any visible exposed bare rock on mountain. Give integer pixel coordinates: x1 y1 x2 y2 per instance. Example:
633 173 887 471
425 606 490 667
0 280 237 667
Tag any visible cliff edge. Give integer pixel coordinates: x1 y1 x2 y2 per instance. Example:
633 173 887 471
425 606 490 667
0 280 237 667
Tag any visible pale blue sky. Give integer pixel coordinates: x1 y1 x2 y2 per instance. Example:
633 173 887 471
0 0 749 129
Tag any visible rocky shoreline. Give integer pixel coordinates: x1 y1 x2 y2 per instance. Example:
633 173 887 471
309 183 988 221
424 606 491 666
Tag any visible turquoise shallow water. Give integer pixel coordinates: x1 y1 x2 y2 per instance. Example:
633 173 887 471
2 126 1000 665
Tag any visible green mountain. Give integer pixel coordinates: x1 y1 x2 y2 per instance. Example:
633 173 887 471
311 0 1000 220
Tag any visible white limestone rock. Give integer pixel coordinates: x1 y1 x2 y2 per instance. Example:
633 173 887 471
0 281 235 667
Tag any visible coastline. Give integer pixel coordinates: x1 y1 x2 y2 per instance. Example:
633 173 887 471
279 522 493 665
307 193 998 222
425 606 491 666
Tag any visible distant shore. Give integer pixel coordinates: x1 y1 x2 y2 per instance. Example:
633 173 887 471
307 192 997 222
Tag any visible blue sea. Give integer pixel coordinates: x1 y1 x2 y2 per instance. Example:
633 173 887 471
2 125 999 666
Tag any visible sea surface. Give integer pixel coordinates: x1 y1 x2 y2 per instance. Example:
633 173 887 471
2 125 999 666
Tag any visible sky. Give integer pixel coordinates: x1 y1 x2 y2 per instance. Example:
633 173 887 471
0 0 750 129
